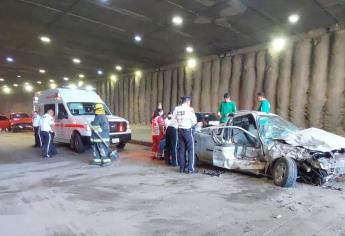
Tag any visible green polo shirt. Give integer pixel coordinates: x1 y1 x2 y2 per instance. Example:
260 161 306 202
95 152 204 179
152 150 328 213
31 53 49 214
258 99 270 113
218 101 237 123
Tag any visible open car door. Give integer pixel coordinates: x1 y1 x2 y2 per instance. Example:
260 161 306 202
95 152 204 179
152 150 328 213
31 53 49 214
211 126 265 172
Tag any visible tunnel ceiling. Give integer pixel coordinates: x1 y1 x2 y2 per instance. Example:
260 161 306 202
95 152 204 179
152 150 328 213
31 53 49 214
1 0 345 86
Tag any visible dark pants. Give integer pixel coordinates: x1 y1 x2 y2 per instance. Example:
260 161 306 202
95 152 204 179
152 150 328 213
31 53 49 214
165 126 178 166
34 127 42 147
178 128 195 172
41 131 57 157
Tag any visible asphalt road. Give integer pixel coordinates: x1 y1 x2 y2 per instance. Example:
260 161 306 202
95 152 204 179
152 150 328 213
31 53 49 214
0 132 345 236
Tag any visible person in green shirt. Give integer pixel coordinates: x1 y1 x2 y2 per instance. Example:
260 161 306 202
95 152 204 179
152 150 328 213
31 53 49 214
257 92 271 113
218 93 237 123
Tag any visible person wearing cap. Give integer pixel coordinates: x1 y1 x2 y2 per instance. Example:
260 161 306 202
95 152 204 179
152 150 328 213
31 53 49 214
173 96 197 174
218 92 237 124
164 111 178 166
90 103 111 166
257 92 271 113
40 109 57 158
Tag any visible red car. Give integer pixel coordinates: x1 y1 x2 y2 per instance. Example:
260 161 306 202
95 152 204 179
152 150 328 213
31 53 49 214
0 115 10 130
9 112 33 132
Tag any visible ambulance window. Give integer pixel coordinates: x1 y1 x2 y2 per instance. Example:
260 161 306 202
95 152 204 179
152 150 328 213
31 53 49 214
44 104 55 114
58 104 68 119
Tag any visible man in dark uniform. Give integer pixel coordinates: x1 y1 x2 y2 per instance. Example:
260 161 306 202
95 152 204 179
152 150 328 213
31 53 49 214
172 96 197 174
90 103 111 166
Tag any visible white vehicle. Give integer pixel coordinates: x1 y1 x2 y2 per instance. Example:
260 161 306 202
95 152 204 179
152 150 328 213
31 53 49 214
33 88 131 153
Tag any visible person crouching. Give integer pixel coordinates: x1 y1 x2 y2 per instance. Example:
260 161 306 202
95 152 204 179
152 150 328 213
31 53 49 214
90 103 111 166
151 109 164 159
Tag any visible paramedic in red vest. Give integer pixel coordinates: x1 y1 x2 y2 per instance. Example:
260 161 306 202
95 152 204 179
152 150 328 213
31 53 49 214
90 103 111 166
40 109 57 158
151 109 164 159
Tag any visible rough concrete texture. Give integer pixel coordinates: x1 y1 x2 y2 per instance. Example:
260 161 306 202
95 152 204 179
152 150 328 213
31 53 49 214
1 133 345 236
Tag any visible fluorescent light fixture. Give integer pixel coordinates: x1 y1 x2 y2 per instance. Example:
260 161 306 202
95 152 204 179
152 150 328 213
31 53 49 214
271 37 286 52
68 83 77 89
288 14 300 24
2 86 11 94
134 35 142 42
186 46 194 53
172 16 183 25
135 70 142 77
6 57 14 63
24 82 29 85
78 74 85 78
50 83 57 89
39 69 46 74
97 70 103 75
40 36 51 43
78 81 84 87
0 78 4 82
63 77 69 81
187 58 197 69
13 83 19 87
85 85 94 91
72 58 81 64
16 75 21 78
37 81 42 84
24 84 33 92
115 65 122 71
110 74 117 81
49 79 55 83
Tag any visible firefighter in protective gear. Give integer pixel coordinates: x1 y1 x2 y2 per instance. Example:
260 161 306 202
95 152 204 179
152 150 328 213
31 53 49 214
90 103 111 166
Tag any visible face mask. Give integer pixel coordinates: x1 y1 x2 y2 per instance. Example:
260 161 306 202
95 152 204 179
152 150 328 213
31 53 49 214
167 116 172 120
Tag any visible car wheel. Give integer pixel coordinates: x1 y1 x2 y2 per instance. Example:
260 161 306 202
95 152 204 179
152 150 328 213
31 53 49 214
71 132 85 153
272 157 297 187
116 142 126 149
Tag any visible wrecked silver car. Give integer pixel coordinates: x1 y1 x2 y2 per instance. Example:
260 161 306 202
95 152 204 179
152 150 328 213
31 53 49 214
194 111 345 187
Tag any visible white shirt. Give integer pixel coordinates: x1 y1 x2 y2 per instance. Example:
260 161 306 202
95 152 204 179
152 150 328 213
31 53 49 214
172 105 197 129
33 115 41 127
165 117 178 129
40 114 55 132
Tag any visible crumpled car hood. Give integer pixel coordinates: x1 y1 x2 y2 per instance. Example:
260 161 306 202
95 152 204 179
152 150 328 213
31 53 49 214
274 128 345 152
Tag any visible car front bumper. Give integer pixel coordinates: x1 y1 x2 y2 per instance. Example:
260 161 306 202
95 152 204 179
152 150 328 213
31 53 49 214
82 132 131 145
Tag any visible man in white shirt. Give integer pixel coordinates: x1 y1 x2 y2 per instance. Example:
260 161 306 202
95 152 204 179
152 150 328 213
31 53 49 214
164 112 178 166
40 109 56 158
172 96 197 174
32 111 42 147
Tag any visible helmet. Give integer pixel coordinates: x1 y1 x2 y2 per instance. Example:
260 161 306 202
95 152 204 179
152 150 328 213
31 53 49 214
95 103 105 115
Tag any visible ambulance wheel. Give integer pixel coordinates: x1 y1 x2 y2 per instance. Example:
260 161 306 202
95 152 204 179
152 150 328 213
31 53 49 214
116 142 126 149
71 132 85 153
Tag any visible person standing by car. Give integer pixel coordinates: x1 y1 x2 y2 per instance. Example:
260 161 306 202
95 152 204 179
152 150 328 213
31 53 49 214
32 111 41 147
218 92 237 124
90 104 111 166
151 109 165 160
40 109 56 158
173 96 197 174
164 112 178 166
257 92 271 113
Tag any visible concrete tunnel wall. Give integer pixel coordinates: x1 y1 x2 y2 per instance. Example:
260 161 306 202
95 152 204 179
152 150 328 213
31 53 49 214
95 26 345 135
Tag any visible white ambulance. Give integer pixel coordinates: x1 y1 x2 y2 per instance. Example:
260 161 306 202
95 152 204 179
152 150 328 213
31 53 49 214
33 88 131 153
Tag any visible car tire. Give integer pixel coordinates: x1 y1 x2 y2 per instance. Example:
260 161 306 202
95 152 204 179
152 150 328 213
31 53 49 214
71 132 85 153
272 157 297 187
116 142 126 149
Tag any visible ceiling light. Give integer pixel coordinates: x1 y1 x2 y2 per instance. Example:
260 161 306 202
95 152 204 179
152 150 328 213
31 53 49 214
78 81 84 87
172 16 183 25
85 85 94 91
135 70 142 77
115 65 122 71
134 35 142 42
110 74 117 81
72 58 81 64
50 83 57 89
16 75 21 78
6 57 14 63
78 74 85 78
187 58 197 69
288 14 300 24
0 78 4 82
97 70 103 75
24 82 29 85
13 83 18 87
63 77 69 81
2 86 11 94
39 69 46 74
37 81 42 84
49 79 55 83
271 37 286 52
186 46 194 53
24 84 33 92
40 36 51 43
68 83 77 89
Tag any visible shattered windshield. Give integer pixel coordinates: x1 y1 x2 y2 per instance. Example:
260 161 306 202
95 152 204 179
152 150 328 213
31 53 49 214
258 115 299 144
